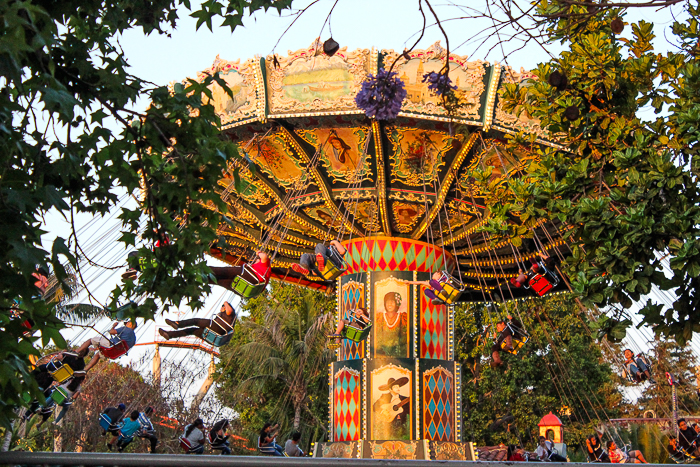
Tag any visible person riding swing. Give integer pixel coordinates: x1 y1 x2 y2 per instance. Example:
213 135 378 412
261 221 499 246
126 246 271 299
508 254 560 296
490 315 526 367
327 306 371 348
623 349 655 384
159 301 236 346
76 319 138 370
407 270 465 305
292 240 348 285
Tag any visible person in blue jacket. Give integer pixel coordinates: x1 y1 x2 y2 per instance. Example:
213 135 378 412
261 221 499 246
116 411 142 452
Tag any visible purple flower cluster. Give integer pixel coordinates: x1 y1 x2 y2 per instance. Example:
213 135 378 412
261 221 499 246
422 71 457 97
355 69 407 120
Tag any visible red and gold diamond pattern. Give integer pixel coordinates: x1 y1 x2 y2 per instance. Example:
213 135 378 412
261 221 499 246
423 367 454 441
334 367 361 442
420 292 447 359
344 237 455 274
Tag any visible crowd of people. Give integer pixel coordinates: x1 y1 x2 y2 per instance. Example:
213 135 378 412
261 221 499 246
175 419 305 456
100 404 159 453
504 434 651 464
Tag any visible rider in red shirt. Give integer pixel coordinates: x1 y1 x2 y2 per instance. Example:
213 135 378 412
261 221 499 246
210 251 271 290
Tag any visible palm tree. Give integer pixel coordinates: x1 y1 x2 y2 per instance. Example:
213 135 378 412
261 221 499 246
233 284 336 432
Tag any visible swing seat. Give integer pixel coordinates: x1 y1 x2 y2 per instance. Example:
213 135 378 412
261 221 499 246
138 256 158 271
231 265 266 299
99 340 129 359
530 274 554 296
623 367 642 383
257 436 287 456
50 386 70 405
432 272 465 304
201 327 234 347
99 413 113 431
47 360 74 383
344 322 372 342
319 257 348 281
502 336 528 355
500 323 529 355
179 436 194 453
669 455 694 464
623 354 654 383
201 314 236 347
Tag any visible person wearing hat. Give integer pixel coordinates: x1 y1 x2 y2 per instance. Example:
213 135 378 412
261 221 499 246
159 301 236 341
101 403 127 451
373 376 410 438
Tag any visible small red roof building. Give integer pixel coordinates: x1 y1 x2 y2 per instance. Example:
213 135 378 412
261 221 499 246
538 412 563 427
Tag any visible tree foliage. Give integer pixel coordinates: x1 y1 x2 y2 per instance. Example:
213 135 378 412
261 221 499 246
456 295 622 449
475 1 700 344
0 0 292 428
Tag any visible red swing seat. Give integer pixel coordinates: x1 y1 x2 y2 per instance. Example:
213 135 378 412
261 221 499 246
99 340 129 359
179 436 193 453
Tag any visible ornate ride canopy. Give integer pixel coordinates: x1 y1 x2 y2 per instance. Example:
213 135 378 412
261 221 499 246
202 41 567 297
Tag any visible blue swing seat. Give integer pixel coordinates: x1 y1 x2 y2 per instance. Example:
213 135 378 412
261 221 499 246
201 314 236 347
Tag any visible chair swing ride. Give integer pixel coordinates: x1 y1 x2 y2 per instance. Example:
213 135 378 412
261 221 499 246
160 41 585 455
38 42 667 459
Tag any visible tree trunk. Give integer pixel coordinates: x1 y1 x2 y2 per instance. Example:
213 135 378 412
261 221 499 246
54 427 63 452
1 424 12 452
293 402 302 430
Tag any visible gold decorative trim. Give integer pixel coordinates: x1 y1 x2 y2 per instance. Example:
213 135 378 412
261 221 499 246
250 174 326 238
329 362 334 441
366 272 371 359
415 358 420 440
411 132 478 239
413 270 418 359
362 357 368 440
267 110 365 119
372 120 391 235
482 63 501 132
455 362 462 442
396 112 482 125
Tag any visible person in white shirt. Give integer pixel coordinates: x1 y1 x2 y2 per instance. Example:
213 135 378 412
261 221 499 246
284 432 304 457
536 436 567 462
183 418 206 454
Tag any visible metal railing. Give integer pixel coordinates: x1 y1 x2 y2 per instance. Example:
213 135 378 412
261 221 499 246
0 451 600 466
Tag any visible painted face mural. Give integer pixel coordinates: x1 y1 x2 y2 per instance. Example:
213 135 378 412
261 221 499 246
374 277 410 358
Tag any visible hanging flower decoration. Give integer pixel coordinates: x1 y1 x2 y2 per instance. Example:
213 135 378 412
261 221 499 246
422 71 457 97
355 69 407 120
